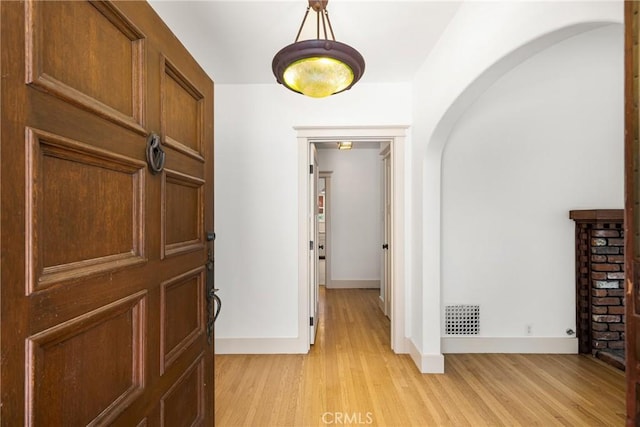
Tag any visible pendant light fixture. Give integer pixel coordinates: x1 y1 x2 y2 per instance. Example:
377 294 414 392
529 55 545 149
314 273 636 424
272 0 365 98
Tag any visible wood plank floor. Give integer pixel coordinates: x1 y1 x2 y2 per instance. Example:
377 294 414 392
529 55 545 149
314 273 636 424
214 288 625 426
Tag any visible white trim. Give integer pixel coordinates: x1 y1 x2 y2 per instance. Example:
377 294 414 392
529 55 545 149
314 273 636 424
391 129 406 356
407 339 422 370
442 337 579 354
215 337 308 354
296 125 409 355
327 280 380 289
407 339 445 374
295 125 410 140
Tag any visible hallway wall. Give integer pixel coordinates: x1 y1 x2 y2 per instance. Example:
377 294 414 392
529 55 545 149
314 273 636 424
213 82 411 352
317 146 382 288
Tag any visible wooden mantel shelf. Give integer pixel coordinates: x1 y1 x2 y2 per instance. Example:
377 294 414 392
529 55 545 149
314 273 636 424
569 209 624 222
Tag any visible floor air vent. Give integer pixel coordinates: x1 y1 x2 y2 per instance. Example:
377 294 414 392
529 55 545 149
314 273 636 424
445 305 480 335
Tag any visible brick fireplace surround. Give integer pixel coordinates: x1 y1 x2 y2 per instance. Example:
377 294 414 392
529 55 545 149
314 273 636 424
570 210 625 370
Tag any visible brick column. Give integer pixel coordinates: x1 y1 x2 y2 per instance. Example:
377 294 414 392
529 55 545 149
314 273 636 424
590 228 625 353
570 210 624 363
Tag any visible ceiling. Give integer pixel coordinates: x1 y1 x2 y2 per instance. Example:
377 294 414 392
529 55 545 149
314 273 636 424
148 1 462 85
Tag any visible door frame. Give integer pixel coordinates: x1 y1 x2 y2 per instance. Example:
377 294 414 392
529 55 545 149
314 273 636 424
296 125 408 353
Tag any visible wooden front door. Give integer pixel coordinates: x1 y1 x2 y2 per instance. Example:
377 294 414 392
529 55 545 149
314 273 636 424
0 1 215 425
628 1 640 425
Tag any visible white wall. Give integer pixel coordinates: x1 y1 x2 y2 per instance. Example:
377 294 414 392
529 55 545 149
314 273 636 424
410 1 622 371
317 147 381 285
214 82 411 352
205 1 622 368
442 25 623 340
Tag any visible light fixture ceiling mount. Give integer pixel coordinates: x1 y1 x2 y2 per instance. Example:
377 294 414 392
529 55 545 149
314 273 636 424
337 141 353 150
272 0 365 98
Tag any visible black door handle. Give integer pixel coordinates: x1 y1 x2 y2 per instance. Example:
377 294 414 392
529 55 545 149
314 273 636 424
382 243 389 250
319 245 324 249
211 288 221 321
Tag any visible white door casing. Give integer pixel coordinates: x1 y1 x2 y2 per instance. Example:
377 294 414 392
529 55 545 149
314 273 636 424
296 125 408 353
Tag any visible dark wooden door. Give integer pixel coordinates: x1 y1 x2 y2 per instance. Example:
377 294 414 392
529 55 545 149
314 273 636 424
0 1 214 425
627 1 640 425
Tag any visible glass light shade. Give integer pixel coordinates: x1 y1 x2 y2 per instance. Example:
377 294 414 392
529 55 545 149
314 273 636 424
283 57 354 98
272 39 365 97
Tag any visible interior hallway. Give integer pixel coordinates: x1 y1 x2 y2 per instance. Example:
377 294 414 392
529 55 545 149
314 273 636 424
214 287 625 426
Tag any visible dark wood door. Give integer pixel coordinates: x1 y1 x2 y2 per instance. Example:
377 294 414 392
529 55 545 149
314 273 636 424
627 1 640 425
0 1 214 425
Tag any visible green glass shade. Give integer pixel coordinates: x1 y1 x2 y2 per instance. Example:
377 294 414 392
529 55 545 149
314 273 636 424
273 39 365 98
283 57 354 98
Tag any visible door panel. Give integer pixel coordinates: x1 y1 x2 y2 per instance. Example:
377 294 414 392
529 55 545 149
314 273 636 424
26 0 146 133
162 58 205 159
162 170 205 258
26 128 146 290
1 1 214 424
27 292 146 426
160 356 206 426
160 268 205 374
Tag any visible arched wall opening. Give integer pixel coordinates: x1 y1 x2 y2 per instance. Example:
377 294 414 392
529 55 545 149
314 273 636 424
440 24 623 352
411 0 623 373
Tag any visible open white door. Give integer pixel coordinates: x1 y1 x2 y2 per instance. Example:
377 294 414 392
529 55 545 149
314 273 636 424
309 144 320 344
381 148 392 318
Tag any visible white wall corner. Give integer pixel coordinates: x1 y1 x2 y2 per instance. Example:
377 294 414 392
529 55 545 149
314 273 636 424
408 338 445 374
394 336 411 355
441 337 579 354
215 337 308 355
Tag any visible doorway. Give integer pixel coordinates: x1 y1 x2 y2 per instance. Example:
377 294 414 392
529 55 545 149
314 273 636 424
296 126 408 353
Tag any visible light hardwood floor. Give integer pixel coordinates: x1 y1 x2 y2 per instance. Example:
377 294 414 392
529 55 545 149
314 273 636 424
215 287 625 426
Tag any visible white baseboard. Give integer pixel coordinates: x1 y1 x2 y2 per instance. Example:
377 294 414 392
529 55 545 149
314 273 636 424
407 339 445 374
215 337 307 354
441 337 579 354
327 280 380 289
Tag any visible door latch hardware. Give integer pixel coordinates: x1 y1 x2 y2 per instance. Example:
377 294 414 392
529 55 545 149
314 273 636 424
205 230 219 345
207 288 221 344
